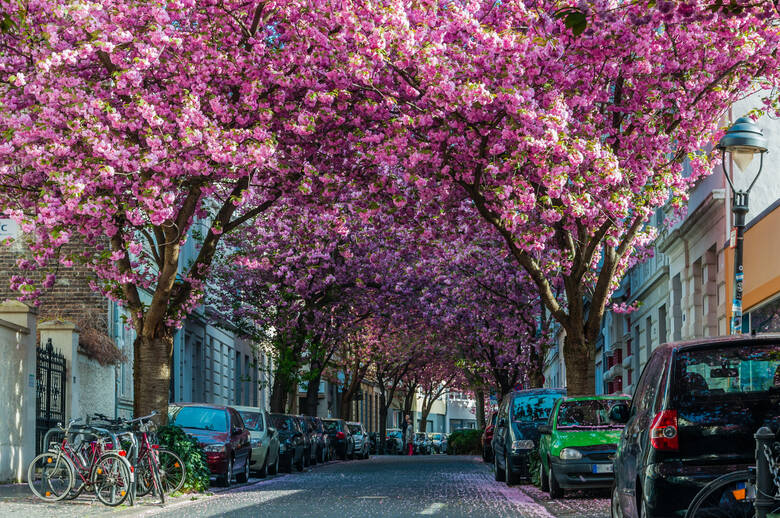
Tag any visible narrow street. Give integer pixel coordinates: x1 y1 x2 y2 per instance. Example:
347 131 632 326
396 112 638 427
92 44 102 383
151 455 610 518
0 456 610 518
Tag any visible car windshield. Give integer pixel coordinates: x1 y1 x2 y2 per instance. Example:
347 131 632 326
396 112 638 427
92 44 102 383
238 411 263 431
170 406 227 432
323 420 341 433
512 394 560 423
674 345 780 397
348 424 363 435
270 415 295 432
556 399 626 429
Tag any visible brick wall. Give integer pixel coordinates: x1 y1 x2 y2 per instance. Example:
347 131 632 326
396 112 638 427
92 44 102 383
0 241 107 331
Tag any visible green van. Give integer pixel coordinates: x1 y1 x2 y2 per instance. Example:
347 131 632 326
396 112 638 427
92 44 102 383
538 395 630 499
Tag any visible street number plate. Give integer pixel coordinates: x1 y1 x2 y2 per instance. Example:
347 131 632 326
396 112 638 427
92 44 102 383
592 464 613 474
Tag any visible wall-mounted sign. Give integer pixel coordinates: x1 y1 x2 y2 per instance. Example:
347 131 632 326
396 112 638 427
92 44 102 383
0 219 19 239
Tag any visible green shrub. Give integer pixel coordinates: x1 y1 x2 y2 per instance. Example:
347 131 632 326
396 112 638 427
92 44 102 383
157 424 211 493
447 429 483 455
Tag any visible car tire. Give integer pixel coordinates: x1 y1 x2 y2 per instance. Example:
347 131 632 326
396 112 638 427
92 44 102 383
257 453 268 479
296 454 304 472
505 455 518 486
611 485 623 518
494 453 505 482
540 461 549 492
549 466 563 499
236 455 250 483
220 457 234 487
269 452 279 476
311 448 318 466
303 449 310 467
282 455 292 473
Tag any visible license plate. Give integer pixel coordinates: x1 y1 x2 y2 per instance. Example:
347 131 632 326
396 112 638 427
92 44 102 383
592 464 613 474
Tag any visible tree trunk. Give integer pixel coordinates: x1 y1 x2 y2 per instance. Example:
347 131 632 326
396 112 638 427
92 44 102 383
302 371 321 416
378 392 388 454
340 395 353 421
402 383 416 419
133 333 174 421
419 406 430 433
269 368 289 413
563 332 595 396
475 389 486 429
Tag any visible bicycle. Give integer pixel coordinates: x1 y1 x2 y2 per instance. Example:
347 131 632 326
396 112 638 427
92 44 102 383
27 419 133 506
685 426 780 518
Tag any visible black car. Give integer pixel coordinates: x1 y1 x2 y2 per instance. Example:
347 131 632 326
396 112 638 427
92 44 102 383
492 388 566 485
269 413 305 472
303 415 328 464
610 335 780 518
368 432 379 454
294 415 313 467
322 418 354 460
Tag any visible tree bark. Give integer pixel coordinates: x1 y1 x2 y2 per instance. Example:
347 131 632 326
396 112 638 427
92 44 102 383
302 370 322 416
475 389 486 429
133 332 174 421
269 367 290 413
563 332 595 396
378 392 388 454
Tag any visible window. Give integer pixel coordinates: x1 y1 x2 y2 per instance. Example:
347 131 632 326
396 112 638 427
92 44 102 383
511 394 561 423
169 406 228 432
556 399 627 429
238 411 264 431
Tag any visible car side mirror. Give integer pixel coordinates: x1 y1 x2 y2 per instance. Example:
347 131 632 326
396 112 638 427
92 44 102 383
498 417 507 428
538 424 551 435
268 426 276 436
609 403 630 424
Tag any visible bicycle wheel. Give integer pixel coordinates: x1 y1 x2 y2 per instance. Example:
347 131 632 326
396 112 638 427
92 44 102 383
158 449 186 494
150 453 165 504
135 450 154 497
27 451 74 502
91 453 132 506
685 470 754 518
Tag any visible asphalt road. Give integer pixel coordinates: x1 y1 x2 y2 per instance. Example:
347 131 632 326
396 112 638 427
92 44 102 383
0 455 611 518
153 455 610 518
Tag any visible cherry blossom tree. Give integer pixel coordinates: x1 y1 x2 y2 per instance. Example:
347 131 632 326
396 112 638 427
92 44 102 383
336 0 780 394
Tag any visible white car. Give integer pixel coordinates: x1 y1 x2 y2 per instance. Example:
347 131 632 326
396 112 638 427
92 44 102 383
347 422 370 459
234 406 281 477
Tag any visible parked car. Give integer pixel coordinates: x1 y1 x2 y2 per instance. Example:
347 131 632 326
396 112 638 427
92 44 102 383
368 432 379 455
493 388 566 485
384 429 404 454
293 415 313 467
168 403 251 486
482 412 497 462
234 405 281 477
322 418 354 460
538 395 630 498
429 433 443 453
269 413 305 472
304 415 329 463
347 422 370 459
414 432 431 455
610 335 780 518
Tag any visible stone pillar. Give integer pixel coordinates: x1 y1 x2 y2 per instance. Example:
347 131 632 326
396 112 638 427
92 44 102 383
0 300 36 483
39 321 80 422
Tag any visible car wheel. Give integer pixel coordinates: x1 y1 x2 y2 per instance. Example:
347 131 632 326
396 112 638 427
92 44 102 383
220 457 234 487
282 455 292 473
296 454 304 472
311 448 318 466
549 466 563 499
611 485 623 518
494 453 505 482
505 455 518 486
257 453 268 479
236 455 250 483
303 449 310 467
540 461 549 492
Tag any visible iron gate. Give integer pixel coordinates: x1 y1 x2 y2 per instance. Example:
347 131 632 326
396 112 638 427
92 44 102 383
35 338 66 454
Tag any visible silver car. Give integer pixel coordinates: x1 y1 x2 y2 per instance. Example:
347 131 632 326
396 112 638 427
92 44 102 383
347 422 370 459
234 406 281 477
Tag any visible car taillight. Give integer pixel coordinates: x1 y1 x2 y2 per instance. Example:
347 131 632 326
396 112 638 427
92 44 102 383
650 410 678 451
336 431 345 439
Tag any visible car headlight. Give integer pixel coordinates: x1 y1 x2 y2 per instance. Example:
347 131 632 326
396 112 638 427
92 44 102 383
203 444 226 453
559 448 583 460
512 440 535 451
250 438 262 448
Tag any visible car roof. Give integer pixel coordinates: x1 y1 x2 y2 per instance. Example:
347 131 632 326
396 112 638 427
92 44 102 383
170 402 229 411
655 334 780 353
346 421 363 426
232 405 264 413
507 388 566 398
559 395 631 402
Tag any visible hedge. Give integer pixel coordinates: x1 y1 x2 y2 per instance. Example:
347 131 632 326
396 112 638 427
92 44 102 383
447 429 482 455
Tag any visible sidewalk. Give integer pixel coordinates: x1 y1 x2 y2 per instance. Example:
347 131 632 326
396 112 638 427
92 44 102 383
0 481 213 517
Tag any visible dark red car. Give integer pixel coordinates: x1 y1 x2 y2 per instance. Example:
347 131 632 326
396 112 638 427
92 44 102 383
169 403 251 486
482 411 497 462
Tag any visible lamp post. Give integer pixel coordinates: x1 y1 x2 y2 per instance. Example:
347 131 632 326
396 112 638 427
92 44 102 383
717 116 768 334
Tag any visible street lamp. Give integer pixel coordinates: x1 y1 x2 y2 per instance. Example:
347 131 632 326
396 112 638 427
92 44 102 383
717 116 768 334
